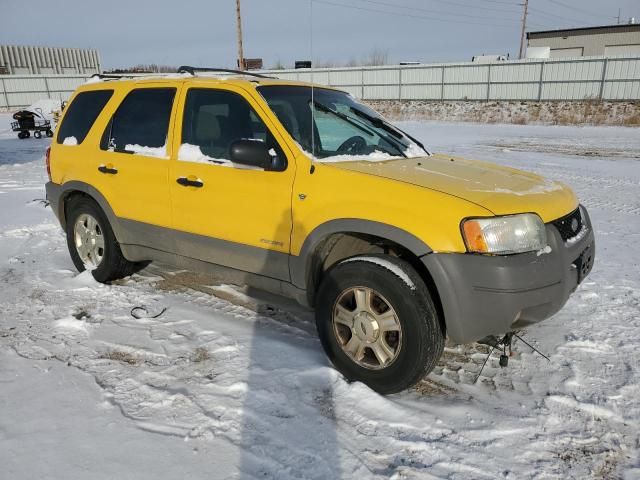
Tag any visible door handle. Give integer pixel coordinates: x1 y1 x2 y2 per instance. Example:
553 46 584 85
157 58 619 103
98 164 118 174
176 177 204 188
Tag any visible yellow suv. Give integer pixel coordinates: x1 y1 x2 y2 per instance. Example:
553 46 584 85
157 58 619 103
45 67 595 393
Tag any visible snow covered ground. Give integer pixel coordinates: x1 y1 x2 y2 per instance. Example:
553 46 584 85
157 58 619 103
1 113 639 479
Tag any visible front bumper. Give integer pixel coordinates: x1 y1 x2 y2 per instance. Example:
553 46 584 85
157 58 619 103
422 206 595 344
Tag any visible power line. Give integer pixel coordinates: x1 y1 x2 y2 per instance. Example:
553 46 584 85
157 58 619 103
543 0 618 20
528 6 598 26
351 0 522 17
312 0 519 28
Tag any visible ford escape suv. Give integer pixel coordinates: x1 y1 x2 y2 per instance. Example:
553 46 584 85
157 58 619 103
45 68 595 394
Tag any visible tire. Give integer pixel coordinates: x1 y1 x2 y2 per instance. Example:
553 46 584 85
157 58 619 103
24 131 30 138
65 196 141 283
17 132 25 139
34 131 42 139
46 129 54 137
315 254 445 394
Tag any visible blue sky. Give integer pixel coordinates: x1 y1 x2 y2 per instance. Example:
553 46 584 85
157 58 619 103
1 0 638 69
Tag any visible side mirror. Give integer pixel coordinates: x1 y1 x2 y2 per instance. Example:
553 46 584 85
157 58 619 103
229 140 273 170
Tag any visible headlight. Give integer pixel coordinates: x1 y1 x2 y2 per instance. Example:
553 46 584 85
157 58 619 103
462 213 547 254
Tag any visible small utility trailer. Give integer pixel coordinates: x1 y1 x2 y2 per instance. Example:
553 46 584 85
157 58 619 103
11 109 53 139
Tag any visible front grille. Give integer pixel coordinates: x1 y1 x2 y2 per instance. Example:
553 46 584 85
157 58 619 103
552 207 583 241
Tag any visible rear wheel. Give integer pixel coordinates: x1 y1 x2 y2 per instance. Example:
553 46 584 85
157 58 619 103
45 129 53 137
315 254 445 394
34 130 42 139
65 196 141 283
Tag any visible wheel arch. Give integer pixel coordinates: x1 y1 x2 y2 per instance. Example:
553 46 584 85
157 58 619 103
57 181 125 243
291 219 446 334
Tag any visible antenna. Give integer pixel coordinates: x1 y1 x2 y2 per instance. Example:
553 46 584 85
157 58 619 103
309 0 316 172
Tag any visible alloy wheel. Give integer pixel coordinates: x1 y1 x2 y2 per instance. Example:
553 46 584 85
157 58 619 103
332 286 402 370
73 213 105 269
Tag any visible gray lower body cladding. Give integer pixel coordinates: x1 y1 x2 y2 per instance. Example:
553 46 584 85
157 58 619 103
423 208 595 344
46 181 595 346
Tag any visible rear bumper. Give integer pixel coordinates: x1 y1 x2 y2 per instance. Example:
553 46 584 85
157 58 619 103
422 206 595 344
45 181 64 228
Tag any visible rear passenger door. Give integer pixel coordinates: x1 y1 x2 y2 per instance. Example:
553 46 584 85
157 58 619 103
96 85 177 234
168 86 296 280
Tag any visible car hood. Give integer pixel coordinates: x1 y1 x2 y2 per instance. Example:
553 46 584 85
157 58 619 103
325 153 577 222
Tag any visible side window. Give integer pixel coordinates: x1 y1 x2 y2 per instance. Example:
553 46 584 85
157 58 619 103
56 90 113 145
180 88 285 169
101 88 175 157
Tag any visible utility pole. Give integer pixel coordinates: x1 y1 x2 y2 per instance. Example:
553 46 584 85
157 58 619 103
518 0 529 59
617 8 621 24
236 0 245 70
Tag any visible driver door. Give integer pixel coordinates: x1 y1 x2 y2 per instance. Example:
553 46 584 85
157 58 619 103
168 85 296 280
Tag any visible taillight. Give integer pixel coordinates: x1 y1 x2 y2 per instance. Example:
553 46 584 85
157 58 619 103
45 146 52 181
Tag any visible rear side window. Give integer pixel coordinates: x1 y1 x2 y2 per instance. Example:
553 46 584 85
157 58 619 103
56 90 113 145
101 88 176 157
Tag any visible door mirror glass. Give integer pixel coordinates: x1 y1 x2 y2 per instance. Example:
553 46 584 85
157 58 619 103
230 140 275 170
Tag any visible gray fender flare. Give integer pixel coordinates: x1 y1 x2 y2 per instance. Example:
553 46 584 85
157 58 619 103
52 181 127 243
289 218 432 290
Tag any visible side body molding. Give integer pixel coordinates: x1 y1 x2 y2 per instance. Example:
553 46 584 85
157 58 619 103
289 218 433 289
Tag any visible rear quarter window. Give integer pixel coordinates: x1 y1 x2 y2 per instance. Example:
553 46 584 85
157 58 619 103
56 90 113 145
101 88 176 154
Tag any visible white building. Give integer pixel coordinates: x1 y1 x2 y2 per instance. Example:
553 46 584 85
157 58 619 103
0 45 101 75
527 24 640 58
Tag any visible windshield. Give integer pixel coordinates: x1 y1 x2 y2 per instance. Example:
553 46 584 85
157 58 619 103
257 85 428 161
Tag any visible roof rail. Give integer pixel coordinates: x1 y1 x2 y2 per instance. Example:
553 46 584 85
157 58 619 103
177 65 273 79
90 72 169 81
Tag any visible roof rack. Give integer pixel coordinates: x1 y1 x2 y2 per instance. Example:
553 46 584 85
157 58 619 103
90 72 169 81
177 65 273 79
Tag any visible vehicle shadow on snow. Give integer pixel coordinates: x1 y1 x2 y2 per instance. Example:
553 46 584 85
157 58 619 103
236 212 343 480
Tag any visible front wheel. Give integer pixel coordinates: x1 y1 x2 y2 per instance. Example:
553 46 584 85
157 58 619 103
34 130 42 139
65 196 141 283
315 254 445 394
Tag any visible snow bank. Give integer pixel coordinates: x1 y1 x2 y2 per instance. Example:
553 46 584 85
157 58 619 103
26 99 62 119
1 119 639 479
366 99 640 127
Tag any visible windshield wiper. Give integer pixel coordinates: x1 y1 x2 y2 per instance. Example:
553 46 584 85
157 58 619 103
349 107 403 138
312 101 406 158
349 107 429 155
347 107 413 157
311 101 376 138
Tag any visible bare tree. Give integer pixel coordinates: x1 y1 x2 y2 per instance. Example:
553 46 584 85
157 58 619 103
363 48 389 66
